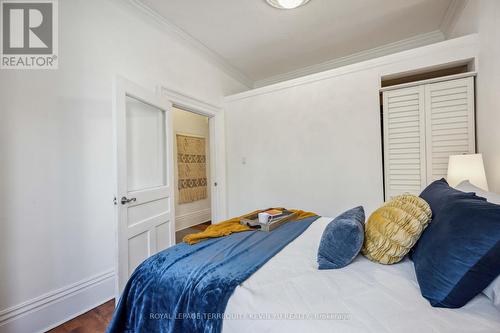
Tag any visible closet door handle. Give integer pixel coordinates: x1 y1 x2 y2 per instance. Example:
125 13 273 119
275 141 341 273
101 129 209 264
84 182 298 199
121 196 137 205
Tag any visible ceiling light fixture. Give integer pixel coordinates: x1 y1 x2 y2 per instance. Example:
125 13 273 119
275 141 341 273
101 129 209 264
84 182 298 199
266 0 310 9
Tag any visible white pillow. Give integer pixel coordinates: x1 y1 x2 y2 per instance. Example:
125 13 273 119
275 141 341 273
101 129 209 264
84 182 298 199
456 180 500 309
484 276 500 309
456 180 500 204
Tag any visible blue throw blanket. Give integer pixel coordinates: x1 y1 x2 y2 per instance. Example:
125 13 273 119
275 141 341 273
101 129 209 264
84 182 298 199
107 216 319 333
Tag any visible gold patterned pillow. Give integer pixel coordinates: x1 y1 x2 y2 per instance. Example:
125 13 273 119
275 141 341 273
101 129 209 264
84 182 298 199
361 194 431 264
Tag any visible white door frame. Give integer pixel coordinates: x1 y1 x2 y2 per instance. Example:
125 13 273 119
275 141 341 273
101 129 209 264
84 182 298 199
112 76 176 299
158 86 228 225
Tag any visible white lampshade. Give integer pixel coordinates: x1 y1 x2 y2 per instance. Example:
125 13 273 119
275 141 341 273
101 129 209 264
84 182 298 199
447 154 489 190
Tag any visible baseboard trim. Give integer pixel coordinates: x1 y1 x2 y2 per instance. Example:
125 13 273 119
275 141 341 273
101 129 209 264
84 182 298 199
176 208 211 231
0 270 115 333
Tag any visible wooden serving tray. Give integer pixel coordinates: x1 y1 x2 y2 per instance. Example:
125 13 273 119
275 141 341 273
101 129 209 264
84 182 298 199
240 210 298 232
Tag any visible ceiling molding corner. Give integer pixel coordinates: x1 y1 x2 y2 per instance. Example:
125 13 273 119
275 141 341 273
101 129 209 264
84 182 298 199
254 30 445 88
226 34 478 103
128 0 254 89
440 0 469 38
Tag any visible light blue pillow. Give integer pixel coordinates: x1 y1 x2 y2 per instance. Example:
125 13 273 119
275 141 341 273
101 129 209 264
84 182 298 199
317 206 365 269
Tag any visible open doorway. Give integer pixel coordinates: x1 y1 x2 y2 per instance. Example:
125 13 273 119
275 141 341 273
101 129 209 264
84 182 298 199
157 85 228 244
113 79 227 297
172 107 212 242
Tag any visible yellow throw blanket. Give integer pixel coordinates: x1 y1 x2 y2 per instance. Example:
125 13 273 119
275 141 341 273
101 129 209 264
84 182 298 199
183 209 317 245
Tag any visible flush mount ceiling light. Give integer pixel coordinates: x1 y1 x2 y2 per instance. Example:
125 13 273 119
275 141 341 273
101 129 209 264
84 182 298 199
266 0 311 9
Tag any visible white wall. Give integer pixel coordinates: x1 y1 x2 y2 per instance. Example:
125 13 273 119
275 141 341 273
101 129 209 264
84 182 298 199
173 108 211 230
0 0 246 331
224 35 480 218
476 0 500 193
438 0 500 193
447 0 479 38
450 0 500 193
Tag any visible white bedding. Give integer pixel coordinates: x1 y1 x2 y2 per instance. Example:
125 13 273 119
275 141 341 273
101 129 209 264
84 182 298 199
223 217 500 333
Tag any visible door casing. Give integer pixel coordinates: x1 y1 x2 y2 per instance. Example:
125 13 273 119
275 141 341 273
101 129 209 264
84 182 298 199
157 85 228 225
112 77 228 300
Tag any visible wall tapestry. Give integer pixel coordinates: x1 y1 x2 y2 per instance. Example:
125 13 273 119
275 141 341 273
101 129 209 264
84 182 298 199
176 134 208 204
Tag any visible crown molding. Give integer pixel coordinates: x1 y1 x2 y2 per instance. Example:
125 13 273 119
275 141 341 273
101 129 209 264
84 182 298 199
128 0 254 88
127 0 464 90
254 30 445 88
440 0 469 38
226 34 478 102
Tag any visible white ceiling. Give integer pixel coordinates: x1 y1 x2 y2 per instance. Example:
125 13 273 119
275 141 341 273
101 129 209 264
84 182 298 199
138 0 457 86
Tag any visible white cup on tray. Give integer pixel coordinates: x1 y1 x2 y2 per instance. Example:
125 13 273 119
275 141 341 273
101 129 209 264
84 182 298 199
258 212 272 224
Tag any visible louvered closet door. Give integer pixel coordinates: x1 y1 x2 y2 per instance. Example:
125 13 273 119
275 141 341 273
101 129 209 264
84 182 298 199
383 85 427 199
425 77 475 182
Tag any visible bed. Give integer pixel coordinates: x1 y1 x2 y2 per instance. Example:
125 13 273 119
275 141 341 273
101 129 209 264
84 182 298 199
224 217 500 333
108 216 500 333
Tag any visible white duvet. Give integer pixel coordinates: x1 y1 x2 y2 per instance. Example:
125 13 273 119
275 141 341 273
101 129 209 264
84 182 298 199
223 217 500 333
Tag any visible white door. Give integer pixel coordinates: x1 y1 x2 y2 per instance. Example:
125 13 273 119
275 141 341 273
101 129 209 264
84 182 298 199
383 85 427 199
113 77 175 296
383 76 476 199
424 77 475 182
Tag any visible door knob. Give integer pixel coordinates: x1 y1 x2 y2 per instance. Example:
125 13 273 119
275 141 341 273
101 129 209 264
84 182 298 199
121 196 137 205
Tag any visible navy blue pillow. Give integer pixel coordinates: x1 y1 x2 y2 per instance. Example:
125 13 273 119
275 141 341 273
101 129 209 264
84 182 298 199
410 178 486 258
412 195 500 308
420 178 480 218
317 206 365 269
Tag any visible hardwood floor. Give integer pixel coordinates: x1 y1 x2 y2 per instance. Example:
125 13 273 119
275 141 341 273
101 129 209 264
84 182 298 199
175 221 211 243
48 222 210 332
47 300 115 333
